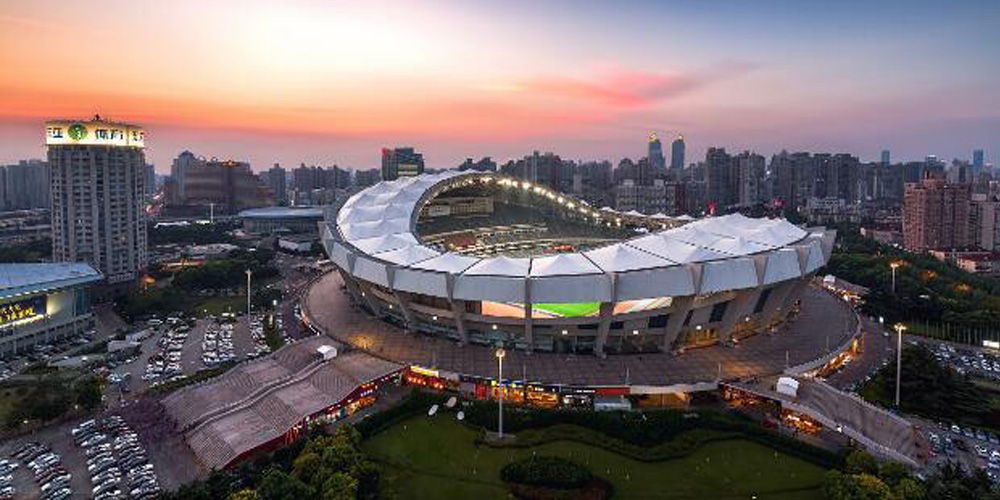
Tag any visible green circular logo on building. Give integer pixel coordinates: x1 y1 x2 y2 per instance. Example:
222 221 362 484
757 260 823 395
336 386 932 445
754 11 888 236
67 123 88 141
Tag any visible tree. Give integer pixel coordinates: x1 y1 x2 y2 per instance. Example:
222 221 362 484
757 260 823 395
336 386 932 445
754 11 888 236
227 489 260 500
893 478 926 500
824 471 893 500
257 469 314 500
320 472 358 500
75 376 103 410
845 451 879 475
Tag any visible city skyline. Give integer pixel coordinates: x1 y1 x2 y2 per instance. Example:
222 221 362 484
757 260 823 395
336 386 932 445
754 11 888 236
2 0 999 171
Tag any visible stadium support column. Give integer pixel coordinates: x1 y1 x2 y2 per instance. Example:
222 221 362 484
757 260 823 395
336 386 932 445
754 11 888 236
523 278 534 352
662 296 694 352
718 289 760 343
594 302 614 357
392 290 417 334
594 273 617 357
778 277 811 318
758 280 798 327
451 299 470 345
339 268 379 314
445 274 469 345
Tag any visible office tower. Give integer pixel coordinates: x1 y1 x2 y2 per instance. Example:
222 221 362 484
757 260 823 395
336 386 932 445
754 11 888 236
144 164 156 195
973 149 985 175
381 147 424 181
671 135 686 169
47 117 147 284
354 168 381 187
734 151 766 207
903 177 971 251
265 164 287 203
0 160 50 211
648 133 666 170
881 150 890 165
705 147 737 211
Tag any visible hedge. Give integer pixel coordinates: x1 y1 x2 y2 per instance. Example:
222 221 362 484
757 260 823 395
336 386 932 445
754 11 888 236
500 455 592 489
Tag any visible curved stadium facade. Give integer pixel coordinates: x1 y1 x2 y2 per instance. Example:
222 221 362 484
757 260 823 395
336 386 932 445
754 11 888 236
321 171 835 356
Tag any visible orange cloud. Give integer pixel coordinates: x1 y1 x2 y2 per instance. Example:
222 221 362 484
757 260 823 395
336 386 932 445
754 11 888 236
515 63 758 109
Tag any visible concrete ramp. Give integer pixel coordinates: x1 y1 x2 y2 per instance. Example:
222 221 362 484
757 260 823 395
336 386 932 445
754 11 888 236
725 377 921 467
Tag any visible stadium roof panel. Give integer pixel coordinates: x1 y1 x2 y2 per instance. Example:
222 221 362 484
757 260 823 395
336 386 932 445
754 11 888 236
583 244 675 272
529 253 603 277
328 171 832 299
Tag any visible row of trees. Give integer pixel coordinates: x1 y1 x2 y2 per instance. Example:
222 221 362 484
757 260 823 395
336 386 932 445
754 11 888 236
3 375 102 430
162 425 378 500
826 224 1000 330
826 450 1000 500
172 248 279 292
860 344 1000 431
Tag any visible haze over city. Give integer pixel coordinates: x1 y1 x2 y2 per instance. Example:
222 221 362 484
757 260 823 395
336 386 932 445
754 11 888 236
2 0 999 171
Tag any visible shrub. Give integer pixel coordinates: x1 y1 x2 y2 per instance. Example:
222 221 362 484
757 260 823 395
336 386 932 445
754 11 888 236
501 456 592 490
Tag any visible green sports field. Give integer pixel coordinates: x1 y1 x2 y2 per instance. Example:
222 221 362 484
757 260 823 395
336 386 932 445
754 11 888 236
364 415 827 499
531 302 601 317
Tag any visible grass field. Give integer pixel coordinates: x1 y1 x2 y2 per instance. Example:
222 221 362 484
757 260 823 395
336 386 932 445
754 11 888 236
532 302 601 318
364 415 827 499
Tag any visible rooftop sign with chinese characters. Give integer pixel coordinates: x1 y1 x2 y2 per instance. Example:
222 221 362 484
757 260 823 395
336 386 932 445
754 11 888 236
45 119 144 148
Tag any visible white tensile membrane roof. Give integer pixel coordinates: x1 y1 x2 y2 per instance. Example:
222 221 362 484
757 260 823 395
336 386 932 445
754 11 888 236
331 171 819 293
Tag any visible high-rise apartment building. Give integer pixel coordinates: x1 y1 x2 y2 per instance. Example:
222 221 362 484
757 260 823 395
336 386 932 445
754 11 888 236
647 133 665 170
881 150 890 165
380 147 424 181
0 160 50 211
969 193 1000 251
46 117 147 283
903 177 971 251
671 135 686 170
263 164 287 204
973 149 985 175
705 147 737 211
176 158 272 213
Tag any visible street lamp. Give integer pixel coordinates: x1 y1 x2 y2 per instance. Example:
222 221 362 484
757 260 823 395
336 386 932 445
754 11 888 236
890 261 901 294
245 269 253 317
894 323 907 407
496 347 505 439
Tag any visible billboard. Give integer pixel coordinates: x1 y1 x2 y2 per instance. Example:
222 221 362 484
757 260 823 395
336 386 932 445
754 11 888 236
0 295 47 328
45 120 144 148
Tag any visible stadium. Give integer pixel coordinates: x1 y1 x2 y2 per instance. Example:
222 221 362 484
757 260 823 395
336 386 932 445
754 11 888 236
320 171 836 357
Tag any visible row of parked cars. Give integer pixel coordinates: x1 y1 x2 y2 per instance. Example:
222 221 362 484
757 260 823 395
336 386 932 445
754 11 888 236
249 314 286 356
932 342 1000 380
10 442 70 500
142 322 192 382
72 415 160 499
0 457 17 499
202 322 236 367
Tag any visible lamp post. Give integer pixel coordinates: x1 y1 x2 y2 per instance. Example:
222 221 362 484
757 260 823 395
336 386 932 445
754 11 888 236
245 269 252 317
890 261 900 294
894 323 907 407
496 347 505 439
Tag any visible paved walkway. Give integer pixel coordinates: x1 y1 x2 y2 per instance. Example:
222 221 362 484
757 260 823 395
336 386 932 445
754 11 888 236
303 272 856 387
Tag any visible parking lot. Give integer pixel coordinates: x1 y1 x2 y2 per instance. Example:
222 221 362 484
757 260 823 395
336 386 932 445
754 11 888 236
0 412 162 500
108 314 259 400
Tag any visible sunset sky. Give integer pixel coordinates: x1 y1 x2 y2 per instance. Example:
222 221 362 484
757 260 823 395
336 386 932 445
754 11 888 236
2 0 998 172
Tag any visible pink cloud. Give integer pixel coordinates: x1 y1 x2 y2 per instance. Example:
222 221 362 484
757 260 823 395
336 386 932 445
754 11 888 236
516 63 758 109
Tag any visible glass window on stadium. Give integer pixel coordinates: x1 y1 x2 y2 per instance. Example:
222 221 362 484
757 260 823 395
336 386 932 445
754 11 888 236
614 297 673 315
481 301 602 319
647 314 669 329
709 301 729 323
615 330 663 354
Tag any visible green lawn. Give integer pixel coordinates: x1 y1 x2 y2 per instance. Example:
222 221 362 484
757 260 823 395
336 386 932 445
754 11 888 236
194 295 247 317
364 415 827 499
533 302 601 318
